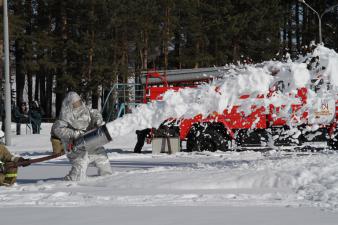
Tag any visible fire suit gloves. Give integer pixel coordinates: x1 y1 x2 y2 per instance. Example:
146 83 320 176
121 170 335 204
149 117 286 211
74 130 85 138
90 109 105 127
15 157 31 167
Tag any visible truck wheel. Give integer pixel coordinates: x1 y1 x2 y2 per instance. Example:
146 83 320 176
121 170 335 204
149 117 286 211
272 126 303 146
328 133 338 150
187 127 216 152
205 126 229 151
186 125 203 152
187 124 229 152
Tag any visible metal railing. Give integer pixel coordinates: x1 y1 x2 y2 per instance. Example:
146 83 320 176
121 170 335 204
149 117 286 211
101 83 144 122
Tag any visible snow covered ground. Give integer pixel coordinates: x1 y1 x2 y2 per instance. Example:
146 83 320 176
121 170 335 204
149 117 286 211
0 123 338 225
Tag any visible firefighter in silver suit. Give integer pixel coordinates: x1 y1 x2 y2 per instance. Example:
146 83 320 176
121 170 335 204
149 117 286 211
51 92 112 181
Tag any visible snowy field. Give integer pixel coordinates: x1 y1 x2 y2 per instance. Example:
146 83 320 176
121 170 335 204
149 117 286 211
0 123 337 225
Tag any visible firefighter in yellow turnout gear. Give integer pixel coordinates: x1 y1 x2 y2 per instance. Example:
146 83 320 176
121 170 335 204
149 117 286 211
0 131 30 186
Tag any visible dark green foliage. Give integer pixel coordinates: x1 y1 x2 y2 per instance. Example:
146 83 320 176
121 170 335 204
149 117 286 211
0 0 337 117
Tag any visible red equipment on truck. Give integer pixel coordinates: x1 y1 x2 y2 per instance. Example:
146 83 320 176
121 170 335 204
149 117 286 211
141 66 338 152
142 68 224 103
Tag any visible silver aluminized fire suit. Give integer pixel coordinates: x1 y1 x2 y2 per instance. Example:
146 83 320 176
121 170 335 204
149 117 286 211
51 92 112 181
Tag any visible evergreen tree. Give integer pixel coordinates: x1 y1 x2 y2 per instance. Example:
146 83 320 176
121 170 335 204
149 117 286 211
1 0 337 118
226 0 282 62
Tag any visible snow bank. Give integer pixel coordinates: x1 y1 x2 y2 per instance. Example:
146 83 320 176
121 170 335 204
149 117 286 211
296 155 338 210
3 150 338 211
107 45 338 138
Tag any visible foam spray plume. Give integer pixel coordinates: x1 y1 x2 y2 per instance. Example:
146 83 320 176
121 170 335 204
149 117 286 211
74 45 338 152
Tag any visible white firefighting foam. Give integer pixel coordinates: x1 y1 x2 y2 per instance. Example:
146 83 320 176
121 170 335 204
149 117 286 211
106 45 338 138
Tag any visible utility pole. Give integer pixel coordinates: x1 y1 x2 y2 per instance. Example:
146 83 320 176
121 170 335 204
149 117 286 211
3 0 12 145
299 0 338 44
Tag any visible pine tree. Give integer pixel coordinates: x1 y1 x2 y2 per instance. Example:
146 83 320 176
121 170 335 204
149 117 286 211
226 0 282 62
34 0 58 117
3 0 336 118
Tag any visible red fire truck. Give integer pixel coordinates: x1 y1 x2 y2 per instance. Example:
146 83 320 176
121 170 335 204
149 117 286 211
141 67 338 152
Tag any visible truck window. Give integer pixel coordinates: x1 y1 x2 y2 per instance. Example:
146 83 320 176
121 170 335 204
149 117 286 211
310 78 324 92
271 80 285 93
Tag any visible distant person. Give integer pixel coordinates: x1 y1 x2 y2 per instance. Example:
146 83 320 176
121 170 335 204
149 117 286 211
0 130 30 186
51 92 112 181
29 100 44 134
134 128 151 153
13 102 28 135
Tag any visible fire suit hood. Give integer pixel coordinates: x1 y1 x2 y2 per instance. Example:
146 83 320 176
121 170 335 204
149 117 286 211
59 92 91 130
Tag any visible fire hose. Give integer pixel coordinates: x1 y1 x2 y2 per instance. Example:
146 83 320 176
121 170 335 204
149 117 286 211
5 123 113 170
4 152 65 170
